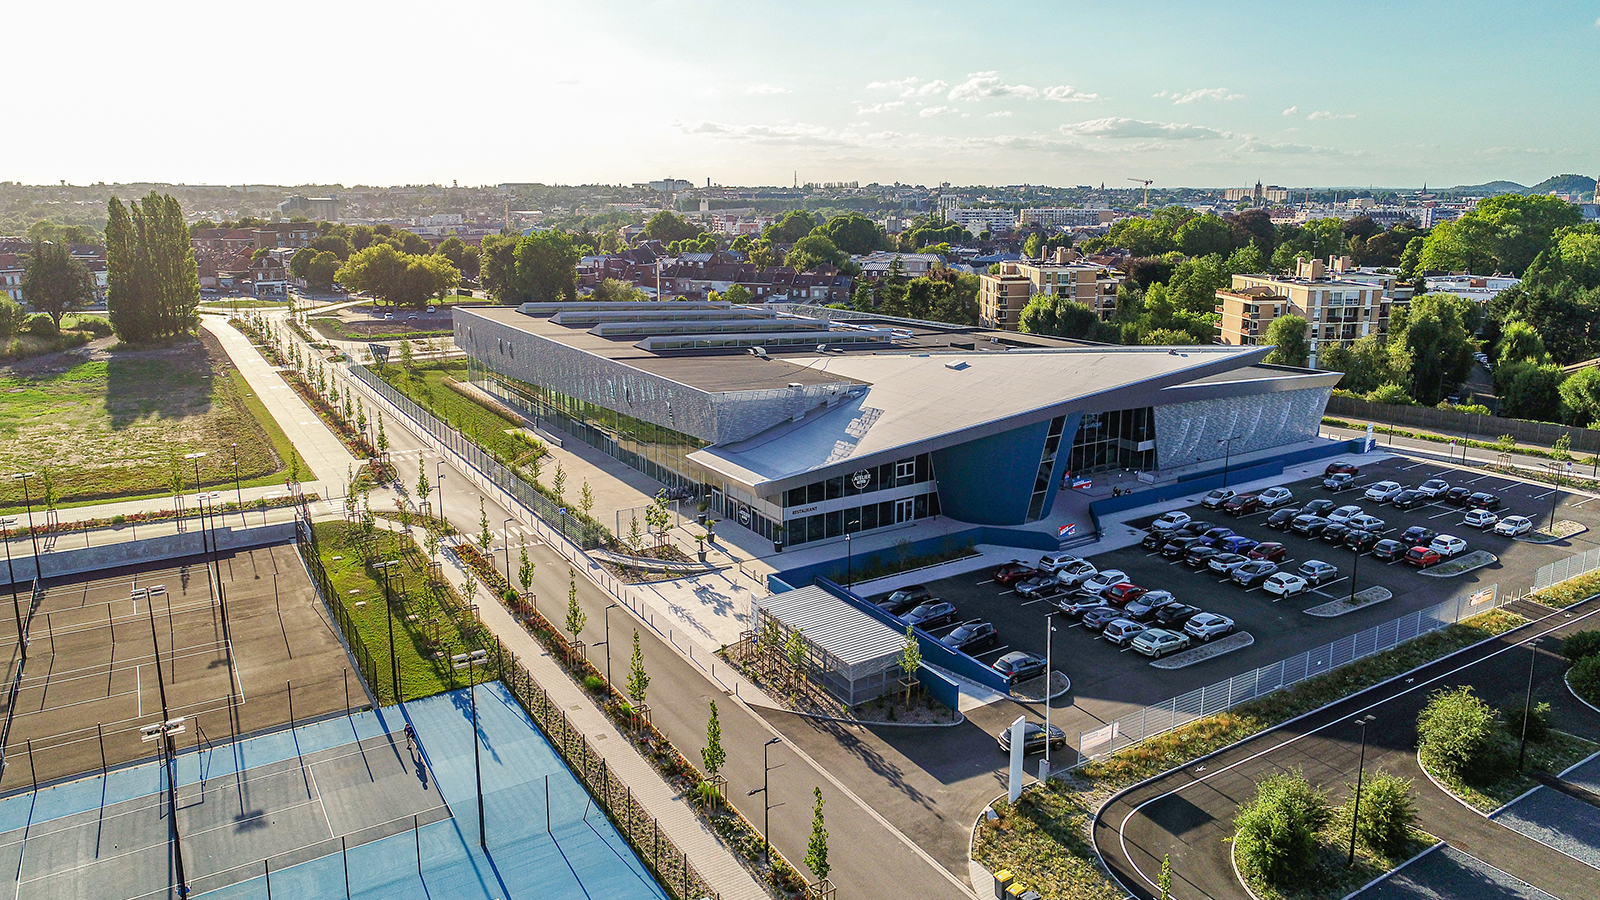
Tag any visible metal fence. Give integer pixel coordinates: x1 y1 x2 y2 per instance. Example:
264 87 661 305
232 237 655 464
347 364 608 549
1326 394 1600 454
294 514 383 703
1532 547 1600 594
1077 583 1504 761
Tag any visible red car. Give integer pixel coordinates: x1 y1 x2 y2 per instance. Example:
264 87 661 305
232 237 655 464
1404 546 1441 568
1223 494 1262 516
993 561 1040 585
1248 541 1288 562
1102 582 1149 606
1325 462 1360 477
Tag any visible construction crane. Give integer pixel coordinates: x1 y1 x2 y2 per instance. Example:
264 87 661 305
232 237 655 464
1127 178 1153 208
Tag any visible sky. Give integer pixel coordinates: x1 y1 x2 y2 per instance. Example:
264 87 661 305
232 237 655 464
8 0 1599 189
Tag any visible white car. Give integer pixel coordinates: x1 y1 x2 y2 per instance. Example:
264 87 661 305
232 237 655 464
1152 511 1192 530
1184 612 1236 642
1258 487 1295 508
1262 572 1310 598
1494 515 1533 537
1201 488 1236 509
1130 628 1191 658
1052 560 1099 587
1430 534 1468 558
1418 479 1451 498
1364 481 1403 503
1462 509 1499 529
1347 514 1387 533
1079 569 1129 596
1037 552 1086 573
1327 504 1365 524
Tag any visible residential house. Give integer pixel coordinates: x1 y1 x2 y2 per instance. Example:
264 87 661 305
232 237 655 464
977 247 1126 331
1216 256 1387 366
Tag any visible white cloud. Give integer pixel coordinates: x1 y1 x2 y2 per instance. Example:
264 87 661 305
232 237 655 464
987 110 1014 118
1059 117 1232 140
948 71 1038 102
1236 139 1349 156
745 83 790 95
675 119 848 146
1307 110 1356 120
866 77 947 97
1043 84 1100 102
855 101 905 115
920 105 959 117
1170 87 1244 104
1282 105 1299 116
1153 90 1170 98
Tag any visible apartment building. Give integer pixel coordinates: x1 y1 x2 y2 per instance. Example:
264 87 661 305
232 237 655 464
977 248 1125 330
1018 208 1115 228
1215 256 1387 365
948 207 1017 236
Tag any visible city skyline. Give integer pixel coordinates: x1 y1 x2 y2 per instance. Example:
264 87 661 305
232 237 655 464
7 0 1599 188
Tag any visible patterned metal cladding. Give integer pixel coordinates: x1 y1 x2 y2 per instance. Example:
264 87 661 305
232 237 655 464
1154 385 1333 470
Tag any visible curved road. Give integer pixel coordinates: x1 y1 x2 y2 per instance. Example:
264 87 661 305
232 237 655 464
1095 596 1600 900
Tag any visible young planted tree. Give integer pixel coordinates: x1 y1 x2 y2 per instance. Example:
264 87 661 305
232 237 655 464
702 701 726 805
518 540 535 597
40 468 58 514
806 786 830 886
1158 854 1172 900
646 490 671 551
399 339 414 371
786 627 807 696
565 567 586 648
899 625 922 708
579 480 595 519
416 470 431 513
627 513 645 555
477 498 492 554
376 412 388 457
287 448 301 487
626 629 650 721
552 462 567 505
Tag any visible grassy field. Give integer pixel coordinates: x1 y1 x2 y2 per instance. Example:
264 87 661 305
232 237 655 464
308 317 451 342
380 360 524 441
312 521 485 705
198 298 287 311
0 331 305 512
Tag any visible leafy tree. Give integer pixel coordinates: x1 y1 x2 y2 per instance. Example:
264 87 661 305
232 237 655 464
702 701 726 778
477 497 492 553
21 239 94 326
106 193 199 342
899 625 921 706
1344 770 1416 857
1018 296 1106 341
590 278 646 302
518 540 534 595
0 298 24 339
819 214 887 255
1228 209 1277 256
1521 225 1600 291
1559 367 1600 427
1388 293 1477 404
513 230 580 303
1495 361 1565 422
1490 281 1600 366
1262 315 1309 367
626 629 649 708
1174 214 1233 258
644 211 703 244
336 244 459 309
434 236 480 279
787 233 846 271
1417 685 1505 782
1232 769 1332 887
1496 320 1549 366
1366 383 1415 405
1138 328 1195 345
805 786 830 884
479 234 523 304
565 567 586 643
1421 194 1581 275
764 210 818 245
1085 216 1175 257
1561 629 1600 661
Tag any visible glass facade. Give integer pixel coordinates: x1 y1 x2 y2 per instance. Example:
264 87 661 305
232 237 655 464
1026 416 1068 521
1068 407 1157 474
779 453 939 547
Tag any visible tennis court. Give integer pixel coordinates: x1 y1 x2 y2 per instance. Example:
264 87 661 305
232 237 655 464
0 543 358 792
0 683 669 900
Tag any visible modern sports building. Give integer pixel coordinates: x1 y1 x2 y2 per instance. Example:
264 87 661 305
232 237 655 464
453 302 1341 549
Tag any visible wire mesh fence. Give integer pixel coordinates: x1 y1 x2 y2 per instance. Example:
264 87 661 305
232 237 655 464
295 514 382 701
1532 547 1600 593
1077 582 1504 762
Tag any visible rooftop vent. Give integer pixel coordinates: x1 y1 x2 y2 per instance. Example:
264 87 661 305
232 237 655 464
787 382 804 389
749 346 770 359
945 361 970 371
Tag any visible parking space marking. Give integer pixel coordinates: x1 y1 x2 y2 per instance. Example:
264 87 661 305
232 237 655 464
1468 473 1494 484
1531 489 1556 500
975 579 994 585
1019 598 1045 607
1429 509 1462 521
1401 461 1428 470
997 589 1015 596
976 645 1010 657
1575 497 1596 508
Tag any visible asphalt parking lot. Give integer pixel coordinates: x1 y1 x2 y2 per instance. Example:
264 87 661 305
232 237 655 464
888 454 1600 718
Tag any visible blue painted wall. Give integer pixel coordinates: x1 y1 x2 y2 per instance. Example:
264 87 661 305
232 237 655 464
932 419 1050 525
1038 411 1082 522
770 526 1061 591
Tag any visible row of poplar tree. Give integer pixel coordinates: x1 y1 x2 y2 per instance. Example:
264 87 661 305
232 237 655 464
106 193 201 343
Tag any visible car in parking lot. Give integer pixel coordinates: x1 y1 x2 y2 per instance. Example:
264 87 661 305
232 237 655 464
1466 492 1502 510
940 622 999 653
1177 519 1216 537
1418 479 1451 498
1400 525 1438 547
1265 507 1299 530
1249 541 1288 562
1054 594 1106 617
1143 529 1178 551
1201 488 1237 509
1430 534 1468 557
1232 559 1279 587
1079 569 1129 595
1372 539 1407 562
1038 552 1086 573
1080 606 1125 631
1184 612 1236 642
1258 486 1295 508
426 305 437 313
1014 575 1065 600
1102 583 1149 606
1345 529 1382 553
1154 603 1203 627
1444 486 1473 505
992 651 1048 684
1197 526 1238 547
1207 552 1252 575
1324 472 1357 491
1131 628 1191 658
1347 514 1386 532
1364 481 1403 503
1050 559 1099 586
1263 572 1309 598
1291 515 1332 537
1151 511 1191 530
1326 462 1359 477
903 602 958 629
1223 494 1262 516
1102 618 1148 646
993 561 1040 585
1216 534 1259 555
1162 536 1203 558
1463 509 1500 529
1405 546 1442 568
1391 490 1428 510
1494 515 1533 537
1299 559 1339 585
1321 522 1352 545
1327 504 1365 524
1123 590 1177 621
1185 545 1222 568
1298 499 1336 517
875 585 931 615
996 720 1065 754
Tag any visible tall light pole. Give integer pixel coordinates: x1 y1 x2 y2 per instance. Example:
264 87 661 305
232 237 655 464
3 523 22 658
143 592 190 896
1217 436 1242 488
434 461 448 524
12 473 40 579
502 518 516 583
230 442 242 509
452 648 489 849
1546 462 1563 529
601 603 619 685
1044 610 1060 771
1346 714 1376 866
845 519 860 588
373 560 401 703
746 737 783 865
1518 638 1544 771
1349 541 1361 604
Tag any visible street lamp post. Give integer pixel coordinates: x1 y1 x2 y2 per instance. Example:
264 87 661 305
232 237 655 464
1045 610 1060 771
746 737 783 865
12 473 40 579
1217 436 1242 488
601 603 619 685
845 519 860 588
1347 714 1376 866
143 592 190 896
1349 541 1361 604
3 524 22 657
373 560 401 702
1518 638 1544 770
434 461 448 523
502 518 516 583
230 442 242 510
452 648 490 849
1547 463 1562 530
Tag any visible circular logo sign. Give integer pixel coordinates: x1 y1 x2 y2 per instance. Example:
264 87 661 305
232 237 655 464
851 469 872 490
738 505 752 526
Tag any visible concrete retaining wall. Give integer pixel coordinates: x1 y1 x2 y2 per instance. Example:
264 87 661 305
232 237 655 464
1 521 297 587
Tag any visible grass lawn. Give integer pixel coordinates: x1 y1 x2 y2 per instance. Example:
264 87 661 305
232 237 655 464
312 520 486 705
198 298 287 311
0 331 305 512
308 317 451 342
379 360 525 443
